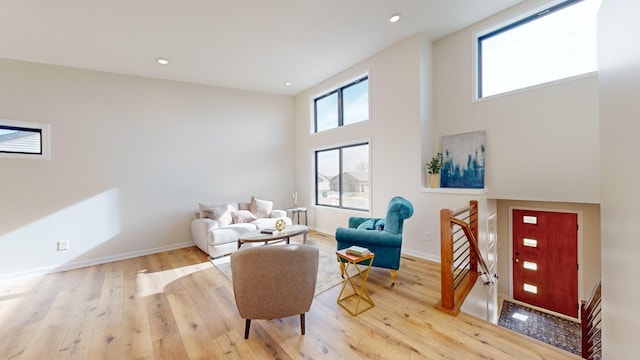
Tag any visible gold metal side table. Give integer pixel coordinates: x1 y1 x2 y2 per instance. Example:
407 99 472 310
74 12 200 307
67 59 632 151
336 249 375 316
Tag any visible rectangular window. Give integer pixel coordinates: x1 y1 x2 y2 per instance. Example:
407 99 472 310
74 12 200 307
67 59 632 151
0 120 50 160
0 126 42 154
315 142 369 211
314 77 368 133
477 0 600 98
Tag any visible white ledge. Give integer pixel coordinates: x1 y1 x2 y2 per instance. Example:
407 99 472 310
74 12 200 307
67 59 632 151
420 187 489 195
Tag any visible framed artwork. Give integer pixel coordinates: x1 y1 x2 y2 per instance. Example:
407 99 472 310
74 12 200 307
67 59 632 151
440 130 486 188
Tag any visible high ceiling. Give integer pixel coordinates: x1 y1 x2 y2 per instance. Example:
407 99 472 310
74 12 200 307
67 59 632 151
0 0 524 95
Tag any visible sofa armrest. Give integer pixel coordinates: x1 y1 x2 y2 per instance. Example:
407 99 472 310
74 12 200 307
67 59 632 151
270 209 287 218
191 218 219 253
335 227 402 248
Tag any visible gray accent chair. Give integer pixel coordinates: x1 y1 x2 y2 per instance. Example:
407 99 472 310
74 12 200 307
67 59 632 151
230 244 319 339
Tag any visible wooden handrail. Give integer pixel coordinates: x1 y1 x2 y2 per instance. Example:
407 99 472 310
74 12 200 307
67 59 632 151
436 200 494 316
581 277 602 359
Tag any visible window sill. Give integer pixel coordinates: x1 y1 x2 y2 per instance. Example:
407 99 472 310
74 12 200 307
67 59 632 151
420 187 488 195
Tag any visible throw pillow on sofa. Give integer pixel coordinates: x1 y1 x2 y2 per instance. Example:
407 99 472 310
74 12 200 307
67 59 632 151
249 196 273 218
231 210 257 224
199 202 237 217
200 203 235 227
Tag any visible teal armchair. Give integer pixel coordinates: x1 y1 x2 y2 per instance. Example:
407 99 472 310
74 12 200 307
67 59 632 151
335 196 414 286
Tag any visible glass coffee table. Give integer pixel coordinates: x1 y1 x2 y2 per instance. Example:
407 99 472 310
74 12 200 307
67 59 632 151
237 224 308 249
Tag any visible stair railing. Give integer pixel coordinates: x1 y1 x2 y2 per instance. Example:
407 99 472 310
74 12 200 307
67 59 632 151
581 276 602 359
436 200 494 316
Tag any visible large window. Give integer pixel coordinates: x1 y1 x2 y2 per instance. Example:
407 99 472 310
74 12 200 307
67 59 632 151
0 120 50 159
314 77 369 133
315 142 369 211
477 0 600 98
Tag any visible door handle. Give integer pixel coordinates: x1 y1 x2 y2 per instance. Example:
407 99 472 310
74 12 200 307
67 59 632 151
514 251 520 263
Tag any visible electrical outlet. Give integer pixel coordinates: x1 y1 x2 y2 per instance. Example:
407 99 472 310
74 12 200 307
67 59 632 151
57 240 68 251
424 232 431 241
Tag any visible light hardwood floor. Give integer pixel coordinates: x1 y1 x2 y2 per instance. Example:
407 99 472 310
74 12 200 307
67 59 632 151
0 232 579 359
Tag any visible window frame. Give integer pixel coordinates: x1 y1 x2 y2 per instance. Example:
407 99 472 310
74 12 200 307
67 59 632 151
476 0 595 99
314 141 370 211
313 76 369 133
0 119 51 160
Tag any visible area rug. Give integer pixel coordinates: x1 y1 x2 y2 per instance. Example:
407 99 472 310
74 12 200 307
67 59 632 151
498 300 581 356
210 243 355 296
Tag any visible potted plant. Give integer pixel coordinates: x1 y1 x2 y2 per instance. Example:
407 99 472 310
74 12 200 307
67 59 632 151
426 152 442 188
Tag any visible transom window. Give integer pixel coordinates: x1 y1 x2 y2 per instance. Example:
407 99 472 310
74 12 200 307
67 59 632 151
314 77 369 133
315 142 369 211
477 0 600 98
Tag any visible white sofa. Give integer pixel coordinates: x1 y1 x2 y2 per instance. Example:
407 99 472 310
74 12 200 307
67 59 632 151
191 197 292 258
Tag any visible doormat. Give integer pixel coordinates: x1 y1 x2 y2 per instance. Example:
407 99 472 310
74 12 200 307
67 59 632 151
210 242 357 297
498 300 581 356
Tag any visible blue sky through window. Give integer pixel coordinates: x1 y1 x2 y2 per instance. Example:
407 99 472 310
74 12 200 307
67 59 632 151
343 79 369 126
314 77 368 133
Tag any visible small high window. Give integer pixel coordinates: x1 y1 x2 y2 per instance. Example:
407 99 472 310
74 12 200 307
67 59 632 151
314 77 369 133
477 0 600 98
0 120 50 159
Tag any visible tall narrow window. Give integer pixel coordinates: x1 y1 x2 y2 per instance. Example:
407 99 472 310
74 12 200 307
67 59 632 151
477 0 600 98
314 77 369 133
315 143 369 211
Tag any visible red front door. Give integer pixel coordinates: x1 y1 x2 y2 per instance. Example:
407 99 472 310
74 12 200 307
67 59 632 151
512 209 578 318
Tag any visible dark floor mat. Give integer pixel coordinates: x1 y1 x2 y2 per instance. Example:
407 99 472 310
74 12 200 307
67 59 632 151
498 300 581 356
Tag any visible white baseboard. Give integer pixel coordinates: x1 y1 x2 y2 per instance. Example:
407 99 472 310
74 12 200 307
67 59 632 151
0 241 195 282
402 249 440 263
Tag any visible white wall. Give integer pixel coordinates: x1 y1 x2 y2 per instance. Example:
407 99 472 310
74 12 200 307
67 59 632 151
294 34 425 238
293 34 496 266
0 59 294 279
598 0 640 357
292 1 603 324
293 2 601 280
433 0 600 204
432 0 602 315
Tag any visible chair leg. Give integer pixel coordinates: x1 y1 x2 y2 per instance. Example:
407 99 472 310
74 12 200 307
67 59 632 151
244 319 251 339
390 269 397 287
300 313 306 335
339 261 345 278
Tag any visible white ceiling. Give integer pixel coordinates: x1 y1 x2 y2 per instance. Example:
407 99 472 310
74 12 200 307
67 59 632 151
0 0 524 96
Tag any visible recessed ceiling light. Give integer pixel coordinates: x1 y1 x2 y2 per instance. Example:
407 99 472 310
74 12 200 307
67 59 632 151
284 81 292 86
156 58 169 65
389 13 401 23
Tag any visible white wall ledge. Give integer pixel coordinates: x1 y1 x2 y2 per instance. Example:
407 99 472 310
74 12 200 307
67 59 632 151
420 187 488 195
